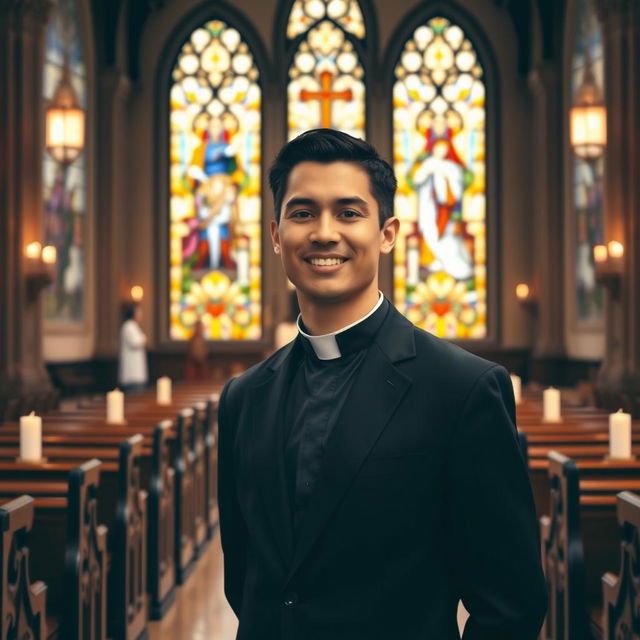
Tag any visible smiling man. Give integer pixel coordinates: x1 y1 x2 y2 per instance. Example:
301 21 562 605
217 129 547 640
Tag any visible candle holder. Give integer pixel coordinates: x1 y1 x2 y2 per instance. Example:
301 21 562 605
24 244 55 301
106 419 128 426
515 284 538 314
594 243 623 299
15 457 48 465
604 454 636 462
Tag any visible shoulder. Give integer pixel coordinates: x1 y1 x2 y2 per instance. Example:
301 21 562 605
406 322 506 397
121 320 135 335
220 342 293 410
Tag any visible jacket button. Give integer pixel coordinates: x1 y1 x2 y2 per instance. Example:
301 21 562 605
283 592 298 607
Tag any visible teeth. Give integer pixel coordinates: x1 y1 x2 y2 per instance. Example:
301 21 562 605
309 258 345 266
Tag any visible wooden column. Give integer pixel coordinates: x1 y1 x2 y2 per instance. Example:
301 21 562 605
94 68 132 356
0 0 53 413
527 62 566 362
595 0 640 414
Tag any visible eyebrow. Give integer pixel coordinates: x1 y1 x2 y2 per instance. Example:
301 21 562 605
284 196 370 211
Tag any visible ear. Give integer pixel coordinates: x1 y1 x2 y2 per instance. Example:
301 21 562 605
379 217 400 255
270 219 281 254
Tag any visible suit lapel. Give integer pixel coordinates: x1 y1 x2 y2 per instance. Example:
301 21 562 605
285 339 412 584
249 343 298 564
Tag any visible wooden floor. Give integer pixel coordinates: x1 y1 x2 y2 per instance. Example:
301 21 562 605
149 528 469 639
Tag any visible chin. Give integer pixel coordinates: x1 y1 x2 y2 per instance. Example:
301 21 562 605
299 283 370 306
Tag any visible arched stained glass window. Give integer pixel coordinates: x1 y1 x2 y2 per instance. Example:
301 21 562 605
393 17 487 339
287 0 366 139
43 0 87 323
572 0 604 323
169 19 262 341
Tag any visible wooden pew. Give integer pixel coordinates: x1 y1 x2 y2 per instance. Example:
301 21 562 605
0 386 220 632
601 491 640 639
0 443 146 640
0 459 108 640
111 435 147 640
148 421 176 620
539 451 589 640
64 459 108 640
174 408 197 584
203 396 218 539
0 495 47 639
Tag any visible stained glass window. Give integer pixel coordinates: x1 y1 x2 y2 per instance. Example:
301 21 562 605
572 0 604 323
392 17 487 339
287 0 366 139
43 0 87 323
169 19 262 341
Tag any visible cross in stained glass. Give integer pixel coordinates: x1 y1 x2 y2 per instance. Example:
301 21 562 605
299 70 353 128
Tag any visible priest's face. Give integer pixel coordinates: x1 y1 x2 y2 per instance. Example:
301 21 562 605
271 161 398 316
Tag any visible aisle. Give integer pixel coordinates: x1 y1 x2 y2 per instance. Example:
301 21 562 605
148 528 238 640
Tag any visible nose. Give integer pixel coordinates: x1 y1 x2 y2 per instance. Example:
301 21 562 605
309 211 340 245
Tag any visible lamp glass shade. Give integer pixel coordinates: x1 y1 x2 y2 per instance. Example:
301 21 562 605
570 103 606 161
45 106 85 165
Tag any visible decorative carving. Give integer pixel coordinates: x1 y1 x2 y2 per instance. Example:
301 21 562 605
112 434 148 639
204 396 218 539
602 491 640 639
63 459 108 640
174 408 196 584
148 420 175 619
539 451 589 640
193 402 208 554
0 495 47 639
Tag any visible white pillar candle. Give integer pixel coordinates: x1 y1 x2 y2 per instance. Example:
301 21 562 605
157 376 172 405
20 411 42 461
510 374 522 405
609 409 632 459
543 387 561 422
107 388 124 424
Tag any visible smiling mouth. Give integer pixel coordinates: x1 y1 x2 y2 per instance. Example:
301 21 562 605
305 257 348 267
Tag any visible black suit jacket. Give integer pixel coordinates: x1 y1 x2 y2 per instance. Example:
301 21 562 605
218 304 547 639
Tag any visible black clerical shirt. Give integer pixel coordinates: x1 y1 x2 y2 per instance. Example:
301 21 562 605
283 296 390 534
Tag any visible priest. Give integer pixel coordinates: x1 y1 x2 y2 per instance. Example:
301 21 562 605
217 128 547 640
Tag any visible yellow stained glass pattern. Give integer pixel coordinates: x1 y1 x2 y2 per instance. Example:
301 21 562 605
287 0 365 40
287 1 366 139
393 17 487 339
169 19 262 341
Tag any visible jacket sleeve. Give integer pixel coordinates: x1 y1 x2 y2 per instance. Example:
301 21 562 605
217 377 248 618
447 365 547 640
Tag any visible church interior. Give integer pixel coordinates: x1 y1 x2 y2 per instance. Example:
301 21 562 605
1 0 639 637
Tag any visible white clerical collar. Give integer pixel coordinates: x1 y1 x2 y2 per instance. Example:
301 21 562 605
296 292 384 361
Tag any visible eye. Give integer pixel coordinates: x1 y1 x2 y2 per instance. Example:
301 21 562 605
289 210 312 219
340 209 362 219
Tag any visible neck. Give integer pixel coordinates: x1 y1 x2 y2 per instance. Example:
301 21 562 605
297 286 380 335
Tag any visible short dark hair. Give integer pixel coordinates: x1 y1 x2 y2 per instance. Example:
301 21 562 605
122 303 138 322
268 128 397 227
